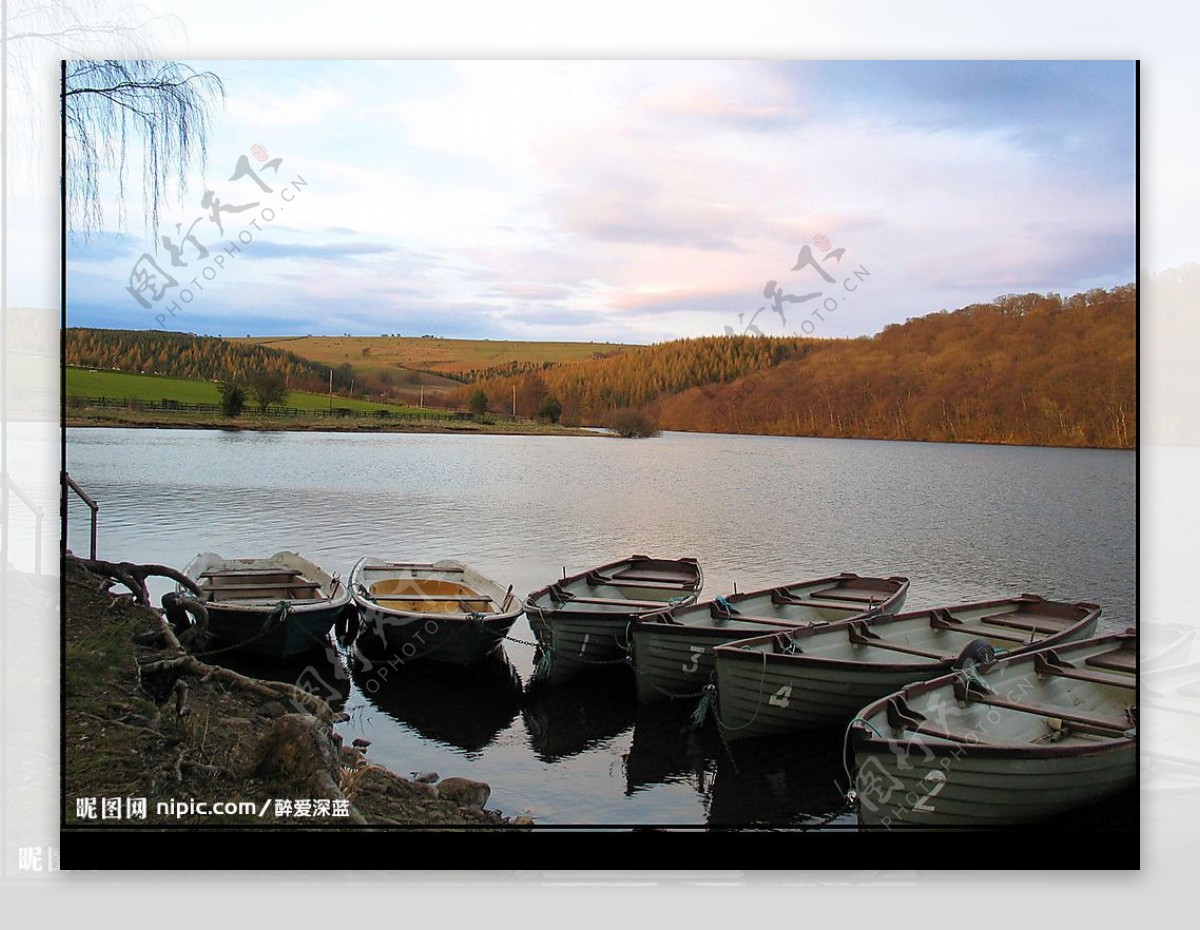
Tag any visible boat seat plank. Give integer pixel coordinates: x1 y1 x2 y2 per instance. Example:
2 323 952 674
363 564 465 573
587 573 690 590
708 613 828 628
210 591 324 602
847 626 946 660
956 688 1131 732
978 612 1075 635
905 723 1009 745
807 588 890 604
612 570 696 584
927 615 1032 644
1034 653 1135 689
375 595 492 603
554 594 673 609
201 568 303 578
772 596 873 611
207 581 322 591
1085 648 1137 674
882 697 1022 747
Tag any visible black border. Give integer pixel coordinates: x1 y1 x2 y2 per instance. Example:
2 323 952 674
58 58 1142 872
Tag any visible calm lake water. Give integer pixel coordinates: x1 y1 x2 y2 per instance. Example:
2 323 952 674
64 427 1136 826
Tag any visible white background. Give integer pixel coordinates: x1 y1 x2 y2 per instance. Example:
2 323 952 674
2 0 1185 920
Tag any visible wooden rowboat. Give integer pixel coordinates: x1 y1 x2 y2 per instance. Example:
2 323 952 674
629 573 910 704
710 594 1100 741
526 555 703 680
349 558 523 666
850 631 1136 827
181 550 352 658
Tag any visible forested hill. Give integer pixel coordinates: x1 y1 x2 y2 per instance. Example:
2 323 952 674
67 284 1135 448
65 328 351 392
651 286 1135 448
455 335 812 424
460 285 1133 447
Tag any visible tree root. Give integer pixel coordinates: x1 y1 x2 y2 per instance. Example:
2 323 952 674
162 591 209 646
68 553 203 605
137 653 333 722
76 711 181 744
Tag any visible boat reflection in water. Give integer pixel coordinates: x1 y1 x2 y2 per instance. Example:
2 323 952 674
706 730 851 827
349 650 523 754
216 639 352 711
522 662 638 763
624 703 715 798
624 703 850 827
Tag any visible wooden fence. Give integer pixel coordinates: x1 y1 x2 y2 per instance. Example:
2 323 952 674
64 395 512 422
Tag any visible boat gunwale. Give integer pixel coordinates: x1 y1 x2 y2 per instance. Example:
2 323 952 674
525 554 704 620
631 573 911 636
184 550 353 615
710 595 1102 675
348 556 525 623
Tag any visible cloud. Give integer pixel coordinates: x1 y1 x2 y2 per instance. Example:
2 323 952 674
63 61 1135 343
241 240 400 260
486 282 577 301
608 285 751 317
226 85 351 128
67 231 141 264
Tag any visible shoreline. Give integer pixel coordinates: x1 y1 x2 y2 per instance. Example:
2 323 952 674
65 412 602 437
64 414 1133 450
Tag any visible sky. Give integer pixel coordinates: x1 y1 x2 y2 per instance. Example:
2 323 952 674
64 59 1136 343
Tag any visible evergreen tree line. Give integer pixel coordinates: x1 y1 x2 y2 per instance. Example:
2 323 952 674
453 335 811 422
66 328 356 393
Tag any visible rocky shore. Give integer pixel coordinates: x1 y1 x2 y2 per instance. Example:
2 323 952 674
63 557 529 829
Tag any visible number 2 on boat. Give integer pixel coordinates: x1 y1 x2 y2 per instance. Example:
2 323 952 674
681 645 705 673
768 684 792 708
911 769 946 812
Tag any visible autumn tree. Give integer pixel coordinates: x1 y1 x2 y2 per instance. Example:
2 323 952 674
537 395 563 424
468 389 488 415
611 408 660 438
248 371 288 413
217 381 246 417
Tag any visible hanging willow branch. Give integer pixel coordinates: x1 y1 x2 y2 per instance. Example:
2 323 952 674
64 59 225 239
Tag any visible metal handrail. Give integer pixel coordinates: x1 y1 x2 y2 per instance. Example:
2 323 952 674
3 474 44 575
62 471 98 560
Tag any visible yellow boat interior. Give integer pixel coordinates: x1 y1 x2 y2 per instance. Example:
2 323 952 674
370 577 495 614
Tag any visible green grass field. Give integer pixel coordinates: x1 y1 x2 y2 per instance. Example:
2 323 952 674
65 367 441 415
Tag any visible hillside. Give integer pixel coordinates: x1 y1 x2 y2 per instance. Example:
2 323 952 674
65 368 427 414
234 335 639 383
65 328 463 406
457 335 811 422
67 329 347 394
65 283 1136 448
452 285 1134 447
652 287 1135 448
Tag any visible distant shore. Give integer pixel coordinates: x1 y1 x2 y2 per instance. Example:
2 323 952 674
66 409 602 437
